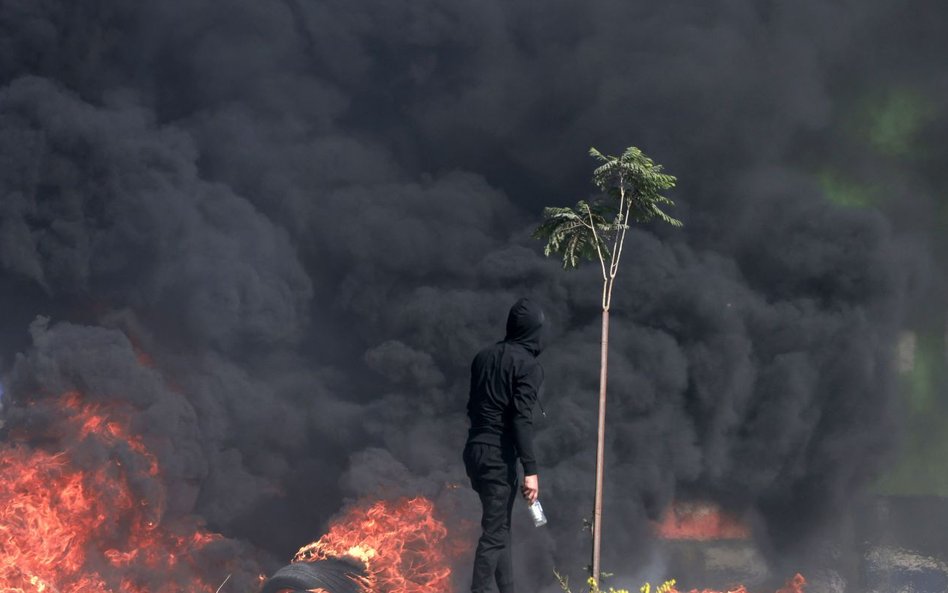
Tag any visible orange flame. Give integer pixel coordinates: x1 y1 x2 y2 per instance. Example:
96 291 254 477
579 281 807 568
293 497 453 593
773 574 807 593
671 573 805 593
655 501 750 541
0 392 229 593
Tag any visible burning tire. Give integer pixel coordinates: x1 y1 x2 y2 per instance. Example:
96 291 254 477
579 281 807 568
260 558 366 593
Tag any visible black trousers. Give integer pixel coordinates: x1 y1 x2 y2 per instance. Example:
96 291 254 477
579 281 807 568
463 442 518 593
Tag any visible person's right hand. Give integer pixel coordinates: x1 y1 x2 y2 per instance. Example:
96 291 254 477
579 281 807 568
522 474 539 503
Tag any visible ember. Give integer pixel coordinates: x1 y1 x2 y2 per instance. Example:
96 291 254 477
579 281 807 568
292 497 454 593
0 392 230 593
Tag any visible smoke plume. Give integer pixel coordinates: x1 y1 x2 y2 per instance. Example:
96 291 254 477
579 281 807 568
2 0 946 590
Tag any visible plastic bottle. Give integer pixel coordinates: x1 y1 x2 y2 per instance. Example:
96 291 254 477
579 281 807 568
528 500 547 527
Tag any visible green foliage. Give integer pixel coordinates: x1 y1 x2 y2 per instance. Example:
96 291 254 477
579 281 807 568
876 330 948 496
555 570 677 593
862 88 935 158
533 200 616 269
817 169 878 208
639 581 677 593
533 146 680 272
588 147 680 228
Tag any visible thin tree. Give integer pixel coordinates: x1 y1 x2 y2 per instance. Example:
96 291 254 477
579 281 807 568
533 146 681 586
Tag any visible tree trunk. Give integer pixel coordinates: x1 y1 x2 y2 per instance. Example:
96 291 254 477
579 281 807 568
591 307 609 586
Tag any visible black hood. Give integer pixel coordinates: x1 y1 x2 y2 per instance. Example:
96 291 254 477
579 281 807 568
504 298 545 356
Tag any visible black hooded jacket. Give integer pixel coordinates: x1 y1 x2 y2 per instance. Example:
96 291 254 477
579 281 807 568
466 298 545 475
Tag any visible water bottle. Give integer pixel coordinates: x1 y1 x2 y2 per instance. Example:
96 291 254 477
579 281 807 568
528 500 547 527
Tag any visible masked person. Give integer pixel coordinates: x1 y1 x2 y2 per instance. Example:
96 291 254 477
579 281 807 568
463 297 545 593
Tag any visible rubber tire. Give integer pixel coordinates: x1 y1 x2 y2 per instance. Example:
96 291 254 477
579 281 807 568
260 559 365 593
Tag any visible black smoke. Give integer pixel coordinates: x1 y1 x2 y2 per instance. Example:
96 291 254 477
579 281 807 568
1 0 945 591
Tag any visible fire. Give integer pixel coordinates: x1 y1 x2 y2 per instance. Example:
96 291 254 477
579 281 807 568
654 503 806 593
655 501 750 541
672 573 806 593
0 392 231 593
293 497 453 593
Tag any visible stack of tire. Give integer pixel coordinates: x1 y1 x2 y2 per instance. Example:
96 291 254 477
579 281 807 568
260 558 367 593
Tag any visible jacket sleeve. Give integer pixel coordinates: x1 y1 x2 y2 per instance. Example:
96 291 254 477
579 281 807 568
512 361 543 475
